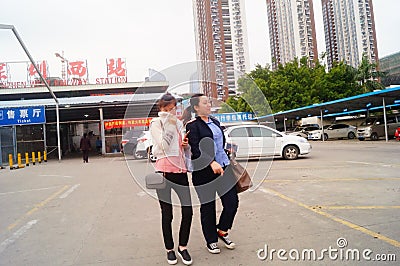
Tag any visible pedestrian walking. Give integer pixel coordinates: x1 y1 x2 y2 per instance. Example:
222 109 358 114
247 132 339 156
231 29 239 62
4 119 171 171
80 133 91 163
150 93 193 265
185 94 239 254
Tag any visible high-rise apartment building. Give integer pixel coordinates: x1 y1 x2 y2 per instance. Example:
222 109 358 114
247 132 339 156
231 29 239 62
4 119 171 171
192 0 249 100
266 0 318 70
322 0 379 69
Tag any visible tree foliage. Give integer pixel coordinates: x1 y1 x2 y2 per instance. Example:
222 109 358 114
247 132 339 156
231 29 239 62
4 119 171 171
225 56 384 114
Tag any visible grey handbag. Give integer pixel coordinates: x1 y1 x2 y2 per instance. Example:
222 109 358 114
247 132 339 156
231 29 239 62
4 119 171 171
145 172 166 189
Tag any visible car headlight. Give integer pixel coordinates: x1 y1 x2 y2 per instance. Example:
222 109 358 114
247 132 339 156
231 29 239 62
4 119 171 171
298 138 308 143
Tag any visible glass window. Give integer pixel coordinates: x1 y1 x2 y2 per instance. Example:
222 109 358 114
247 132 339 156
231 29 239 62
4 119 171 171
229 127 249 137
250 127 273 137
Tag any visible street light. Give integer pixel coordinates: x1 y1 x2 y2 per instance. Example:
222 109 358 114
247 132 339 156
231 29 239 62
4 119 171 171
0 24 62 161
55 51 67 80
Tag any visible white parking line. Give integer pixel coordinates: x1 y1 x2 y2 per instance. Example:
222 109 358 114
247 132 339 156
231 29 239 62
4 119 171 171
0 186 62 196
346 161 398 168
59 184 80 199
39 174 74 178
0 220 38 254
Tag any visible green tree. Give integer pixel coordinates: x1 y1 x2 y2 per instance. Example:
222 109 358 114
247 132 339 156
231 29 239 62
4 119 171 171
356 54 386 93
224 56 367 114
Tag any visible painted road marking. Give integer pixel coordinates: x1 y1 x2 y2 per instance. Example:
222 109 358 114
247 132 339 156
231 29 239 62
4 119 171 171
316 205 400 210
59 184 80 199
6 185 69 231
264 177 399 182
39 174 73 178
0 220 38 254
262 188 400 248
346 161 400 168
0 186 63 196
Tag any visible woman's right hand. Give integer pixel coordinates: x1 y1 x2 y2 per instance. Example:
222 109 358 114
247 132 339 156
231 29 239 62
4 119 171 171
210 161 224 175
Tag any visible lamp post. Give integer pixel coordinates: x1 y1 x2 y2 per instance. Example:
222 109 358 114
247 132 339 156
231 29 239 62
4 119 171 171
55 51 67 80
1 24 62 161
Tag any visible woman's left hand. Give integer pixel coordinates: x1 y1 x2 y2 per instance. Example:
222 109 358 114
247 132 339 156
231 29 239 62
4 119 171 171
182 138 189 147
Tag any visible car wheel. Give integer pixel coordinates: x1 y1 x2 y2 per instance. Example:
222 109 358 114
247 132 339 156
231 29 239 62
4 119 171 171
348 132 356 139
133 145 145 160
148 146 157 162
322 133 328 141
133 148 146 160
370 133 379 141
283 145 299 160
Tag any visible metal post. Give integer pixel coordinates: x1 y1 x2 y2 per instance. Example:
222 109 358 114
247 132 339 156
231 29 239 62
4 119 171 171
0 24 61 161
383 98 388 142
283 117 287 132
320 109 325 142
99 108 106 155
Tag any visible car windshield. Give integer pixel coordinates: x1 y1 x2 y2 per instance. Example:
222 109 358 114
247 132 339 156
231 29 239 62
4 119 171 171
293 126 304 132
360 118 376 126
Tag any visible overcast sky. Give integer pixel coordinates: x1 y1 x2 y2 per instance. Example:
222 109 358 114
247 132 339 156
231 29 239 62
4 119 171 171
1 0 399 84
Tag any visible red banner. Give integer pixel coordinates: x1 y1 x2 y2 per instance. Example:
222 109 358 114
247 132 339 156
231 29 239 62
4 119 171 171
104 118 152 130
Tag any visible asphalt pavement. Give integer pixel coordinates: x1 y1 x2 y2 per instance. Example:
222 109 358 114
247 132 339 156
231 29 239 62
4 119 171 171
0 140 399 265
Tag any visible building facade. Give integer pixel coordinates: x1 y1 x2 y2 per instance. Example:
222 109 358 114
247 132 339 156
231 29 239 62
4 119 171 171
322 0 379 69
266 0 318 70
380 51 400 86
192 0 250 100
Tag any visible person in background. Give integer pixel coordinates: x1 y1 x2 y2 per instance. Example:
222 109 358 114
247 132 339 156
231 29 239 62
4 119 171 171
80 133 91 163
150 93 193 265
185 94 239 254
95 137 102 154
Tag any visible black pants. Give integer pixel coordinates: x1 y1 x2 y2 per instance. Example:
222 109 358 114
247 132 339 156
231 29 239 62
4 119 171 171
192 165 239 244
82 150 89 162
156 172 193 250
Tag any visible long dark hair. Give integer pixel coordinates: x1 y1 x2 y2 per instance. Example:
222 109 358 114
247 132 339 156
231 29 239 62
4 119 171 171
182 93 204 124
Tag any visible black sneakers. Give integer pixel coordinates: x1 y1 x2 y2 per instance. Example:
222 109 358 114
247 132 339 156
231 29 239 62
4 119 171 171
167 250 177 265
206 242 221 254
177 248 193 265
218 232 236 249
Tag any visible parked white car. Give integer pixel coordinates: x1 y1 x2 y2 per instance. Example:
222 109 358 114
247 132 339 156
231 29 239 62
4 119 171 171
134 131 156 161
224 124 312 160
308 124 357 141
286 125 320 138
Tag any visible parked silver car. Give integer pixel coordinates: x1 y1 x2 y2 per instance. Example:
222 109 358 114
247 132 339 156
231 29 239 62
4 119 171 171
357 115 400 140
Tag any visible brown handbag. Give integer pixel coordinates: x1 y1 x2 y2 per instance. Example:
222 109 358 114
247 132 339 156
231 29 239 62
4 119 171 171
230 158 252 193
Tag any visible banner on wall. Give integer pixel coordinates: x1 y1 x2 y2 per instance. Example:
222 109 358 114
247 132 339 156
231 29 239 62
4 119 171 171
0 106 46 126
104 118 152 130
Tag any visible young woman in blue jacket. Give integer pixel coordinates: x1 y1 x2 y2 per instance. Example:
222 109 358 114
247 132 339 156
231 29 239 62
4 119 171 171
184 94 239 254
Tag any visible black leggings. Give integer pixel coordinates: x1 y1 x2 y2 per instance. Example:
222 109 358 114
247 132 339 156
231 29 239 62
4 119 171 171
156 172 193 250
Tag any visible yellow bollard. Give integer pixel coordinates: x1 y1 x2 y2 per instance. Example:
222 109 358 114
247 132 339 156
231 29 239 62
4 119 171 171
9 154 14 170
25 152 30 166
44 150 47 162
17 153 25 168
32 152 36 165
38 151 42 164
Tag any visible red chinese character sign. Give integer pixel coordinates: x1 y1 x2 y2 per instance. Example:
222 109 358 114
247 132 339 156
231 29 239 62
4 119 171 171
68 60 89 85
0 63 9 84
27 60 48 83
103 58 127 84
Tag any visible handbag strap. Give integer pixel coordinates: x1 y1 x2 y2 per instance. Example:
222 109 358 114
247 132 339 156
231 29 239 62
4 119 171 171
147 119 166 176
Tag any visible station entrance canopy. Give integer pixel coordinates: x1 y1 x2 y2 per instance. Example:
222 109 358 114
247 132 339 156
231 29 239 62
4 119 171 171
0 93 180 123
259 86 400 121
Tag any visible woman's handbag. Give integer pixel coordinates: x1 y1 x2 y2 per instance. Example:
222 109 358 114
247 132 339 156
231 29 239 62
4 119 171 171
230 158 252 193
145 172 166 189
